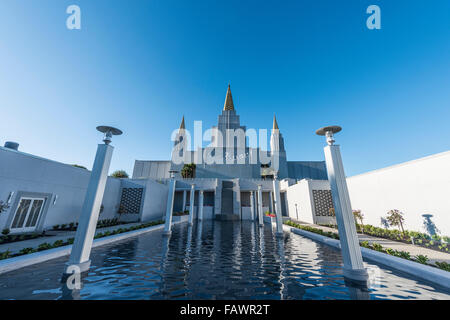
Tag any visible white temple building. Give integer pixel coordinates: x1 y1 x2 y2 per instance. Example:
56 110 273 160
132 85 331 221
1 85 448 235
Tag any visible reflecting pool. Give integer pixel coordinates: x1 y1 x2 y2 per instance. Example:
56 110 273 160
0 221 449 300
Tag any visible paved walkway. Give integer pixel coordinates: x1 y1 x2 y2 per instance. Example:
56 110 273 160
0 222 144 255
290 220 450 264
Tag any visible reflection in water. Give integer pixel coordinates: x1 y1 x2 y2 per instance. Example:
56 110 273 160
276 236 286 300
0 221 449 300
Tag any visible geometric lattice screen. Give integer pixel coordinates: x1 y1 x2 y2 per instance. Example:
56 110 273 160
312 190 334 216
119 188 144 214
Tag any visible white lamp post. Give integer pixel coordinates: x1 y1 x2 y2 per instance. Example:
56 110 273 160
198 190 204 221
272 172 283 237
65 126 122 274
188 184 195 225
316 125 368 284
257 185 263 227
163 169 178 236
250 191 255 221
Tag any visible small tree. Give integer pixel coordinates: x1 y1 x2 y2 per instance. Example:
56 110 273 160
352 209 364 233
111 170 129 179
181 163 196 179
386 209 405 235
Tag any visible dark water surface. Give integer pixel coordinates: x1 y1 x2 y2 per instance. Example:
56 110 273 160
0 221 449 300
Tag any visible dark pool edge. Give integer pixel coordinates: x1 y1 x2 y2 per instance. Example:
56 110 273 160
0 216 188 275
284 224 450 291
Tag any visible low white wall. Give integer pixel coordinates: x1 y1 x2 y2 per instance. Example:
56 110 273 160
0 147 121 232
285 179 336 225
347 151 450 235
286 180 313 223
140 180 169 222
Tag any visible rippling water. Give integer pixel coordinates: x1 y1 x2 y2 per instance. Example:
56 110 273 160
0 221 449 300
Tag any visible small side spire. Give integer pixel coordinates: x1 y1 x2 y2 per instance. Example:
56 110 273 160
223 84 235 111
179 115 185 130
273 115 279 130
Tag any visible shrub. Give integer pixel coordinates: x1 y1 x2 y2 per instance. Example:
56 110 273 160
67 238 75 244
111 170 129 179
38 243 52 251
396 251 411 260
435 261 450 272
415 255 429 264
19 247 35 255
94 232 104 239
181 163 196 179
360 241 370 248
2 228 10 236
52 225 60 230
0 250 11 260
53 240 64 248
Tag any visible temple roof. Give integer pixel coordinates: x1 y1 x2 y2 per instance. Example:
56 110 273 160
179 115 185 130
273 115 279 130
223 84 235 111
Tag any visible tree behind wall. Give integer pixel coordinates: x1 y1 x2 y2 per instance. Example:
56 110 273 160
181 163 196 179
111 170 129 179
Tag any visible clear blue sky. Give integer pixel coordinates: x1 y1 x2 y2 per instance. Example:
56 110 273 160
0 0 449 176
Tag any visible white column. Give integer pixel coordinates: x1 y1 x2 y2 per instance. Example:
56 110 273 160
250 191 255 221
269 191 274 213
273 178 283 236
257 185 263 226
163 178 176 235
188 184 195 225
66 143 113 273
198 190 204 221
324 143 368 283
182 190 187 212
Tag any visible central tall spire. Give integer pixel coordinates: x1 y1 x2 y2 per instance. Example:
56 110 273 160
223 84 235 111
273 115 279 130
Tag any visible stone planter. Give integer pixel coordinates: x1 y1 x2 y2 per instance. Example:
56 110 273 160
263 215 276 225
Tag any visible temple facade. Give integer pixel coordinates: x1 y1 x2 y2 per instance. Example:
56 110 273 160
132 86 330 221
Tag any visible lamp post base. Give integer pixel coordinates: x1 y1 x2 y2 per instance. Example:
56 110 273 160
343 267 369 286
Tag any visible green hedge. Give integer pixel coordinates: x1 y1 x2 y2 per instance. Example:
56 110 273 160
0 220 164 261
285 220 449 273
320 223 449 253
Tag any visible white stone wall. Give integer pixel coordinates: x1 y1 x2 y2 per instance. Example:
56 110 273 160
347 151 450 235
0 147 122 232
286 179 335 224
